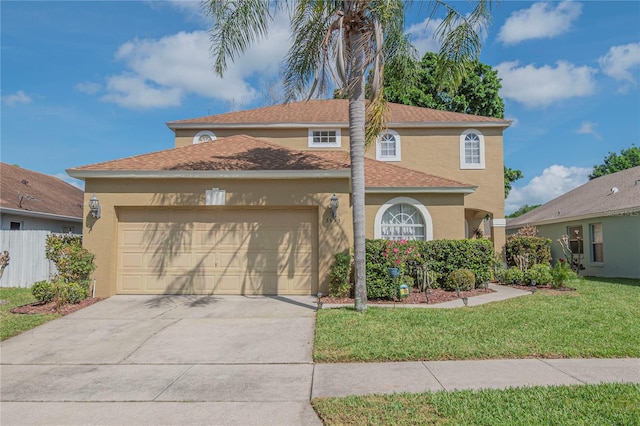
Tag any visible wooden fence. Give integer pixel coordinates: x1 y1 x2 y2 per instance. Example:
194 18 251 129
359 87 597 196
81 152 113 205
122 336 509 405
0 230 58 288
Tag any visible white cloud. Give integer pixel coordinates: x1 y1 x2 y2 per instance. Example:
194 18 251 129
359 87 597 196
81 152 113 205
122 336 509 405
505 165 590 214
75 82 102 95
405 17 443 57
498 1 582 45
599 42 640 92
101 11 290 110
2 90 32 107
496 61 597 108
101 74 183 109
576 121 601 140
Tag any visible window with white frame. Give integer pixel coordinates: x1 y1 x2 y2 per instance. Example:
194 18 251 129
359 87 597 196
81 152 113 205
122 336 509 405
376 130 401 161
590 223 604 262
374 197 434 241
308 129 341 148
459 129 485 169
192 130 217 144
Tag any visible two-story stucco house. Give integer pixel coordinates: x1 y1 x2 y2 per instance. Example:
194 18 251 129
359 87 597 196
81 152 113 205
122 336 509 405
67 99 510 297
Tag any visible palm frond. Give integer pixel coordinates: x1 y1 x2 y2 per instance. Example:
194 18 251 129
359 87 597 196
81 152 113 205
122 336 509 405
428 0 492 90
205 0 273 76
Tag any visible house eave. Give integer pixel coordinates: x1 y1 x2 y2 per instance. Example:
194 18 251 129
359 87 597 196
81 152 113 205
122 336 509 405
66 169 351 181
167 121 511 131
0 207 82 223
366 186 477 194
506 207 640 229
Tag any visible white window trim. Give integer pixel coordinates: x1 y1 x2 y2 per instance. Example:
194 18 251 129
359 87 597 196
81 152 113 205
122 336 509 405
308 128 341 148
460 129 485 170
193 130 217 145
374 197 433 241
375 130 401 161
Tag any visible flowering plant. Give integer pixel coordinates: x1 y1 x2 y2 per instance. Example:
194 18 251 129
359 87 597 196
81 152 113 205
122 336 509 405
382 239 422 271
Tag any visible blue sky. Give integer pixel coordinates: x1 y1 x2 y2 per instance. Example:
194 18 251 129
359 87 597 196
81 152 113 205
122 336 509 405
2 1 639 215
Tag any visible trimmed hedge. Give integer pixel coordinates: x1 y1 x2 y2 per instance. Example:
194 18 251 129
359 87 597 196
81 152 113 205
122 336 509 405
365 239 494 299
505 236 552 269
328 252 352 297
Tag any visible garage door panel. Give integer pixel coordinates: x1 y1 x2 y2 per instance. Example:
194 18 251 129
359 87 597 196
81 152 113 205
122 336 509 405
117 208 317 295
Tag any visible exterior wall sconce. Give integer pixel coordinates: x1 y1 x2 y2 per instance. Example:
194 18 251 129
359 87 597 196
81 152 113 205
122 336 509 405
330 194 339 220
89 193 101 219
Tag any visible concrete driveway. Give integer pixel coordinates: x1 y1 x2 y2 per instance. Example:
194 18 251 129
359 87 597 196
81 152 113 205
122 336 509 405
1 295 322 425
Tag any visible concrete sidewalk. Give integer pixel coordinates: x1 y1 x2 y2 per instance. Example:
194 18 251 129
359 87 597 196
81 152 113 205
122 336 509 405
311 358 640 398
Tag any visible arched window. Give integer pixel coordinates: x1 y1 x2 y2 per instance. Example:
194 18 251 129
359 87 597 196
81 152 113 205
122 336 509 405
460 129 485 169
193 130 217 144
374 197 433 241
376 130 401 161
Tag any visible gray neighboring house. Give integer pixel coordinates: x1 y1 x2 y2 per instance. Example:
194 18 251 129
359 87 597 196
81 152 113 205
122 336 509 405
0 163 83 233
507 166 640 279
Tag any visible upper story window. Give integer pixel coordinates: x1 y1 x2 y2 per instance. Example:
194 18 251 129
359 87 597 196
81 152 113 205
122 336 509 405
308 129 341 148
376 130 401 161
193 130 217 144
460 129 485 169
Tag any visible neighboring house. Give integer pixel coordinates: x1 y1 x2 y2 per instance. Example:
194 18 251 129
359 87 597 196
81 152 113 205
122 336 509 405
507 166 640 279
1 163 83 233
67 99 510 297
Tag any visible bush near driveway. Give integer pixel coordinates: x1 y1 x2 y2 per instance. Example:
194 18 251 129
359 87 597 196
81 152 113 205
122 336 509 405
314 277 640 362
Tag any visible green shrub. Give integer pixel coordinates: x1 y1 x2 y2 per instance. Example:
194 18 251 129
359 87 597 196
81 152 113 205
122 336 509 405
365 239 494 298
550 259 577 289
503 266 525 285
45 234 96 283
329 252 352 298
56 281 89 305
445 268 475 291
526 263 553 285
32 280 56 303
505 236 552 269
493 265 507 284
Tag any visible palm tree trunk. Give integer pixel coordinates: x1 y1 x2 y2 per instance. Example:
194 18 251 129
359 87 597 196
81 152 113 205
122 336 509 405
349 32 367 312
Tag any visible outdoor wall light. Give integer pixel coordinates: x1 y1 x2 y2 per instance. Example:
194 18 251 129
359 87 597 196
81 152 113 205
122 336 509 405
89 193 101 219
330 194 339 220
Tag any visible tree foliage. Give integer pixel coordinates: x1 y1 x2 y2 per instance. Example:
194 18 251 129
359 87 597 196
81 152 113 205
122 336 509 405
384 52 504 118
504 166 524 198
507 204 541 218
589 144 640 179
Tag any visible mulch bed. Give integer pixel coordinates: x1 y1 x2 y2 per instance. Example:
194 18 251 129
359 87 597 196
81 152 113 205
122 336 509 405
11 298 104 316
321 287 495 305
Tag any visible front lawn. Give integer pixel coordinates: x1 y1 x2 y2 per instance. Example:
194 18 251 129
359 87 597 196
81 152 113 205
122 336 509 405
312 382 640 425
314 277 640 362
0 287 60 341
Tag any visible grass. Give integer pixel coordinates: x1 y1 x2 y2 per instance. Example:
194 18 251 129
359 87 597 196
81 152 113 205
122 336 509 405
314 277 640 362
312 382 640 425
0 287 60 341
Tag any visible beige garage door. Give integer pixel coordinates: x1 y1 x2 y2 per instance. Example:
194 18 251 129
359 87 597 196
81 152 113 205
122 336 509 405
116 208 317 295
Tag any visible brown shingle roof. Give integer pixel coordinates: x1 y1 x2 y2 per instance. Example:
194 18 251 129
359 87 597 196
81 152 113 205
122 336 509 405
168 99 510 127
508 166 640 227
68 135 473 190
70 135 350 172
1 163 83 218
